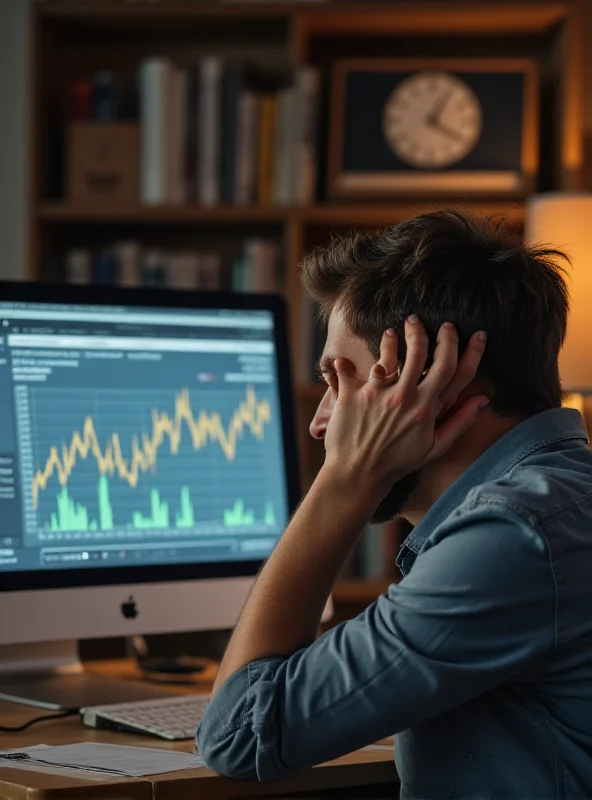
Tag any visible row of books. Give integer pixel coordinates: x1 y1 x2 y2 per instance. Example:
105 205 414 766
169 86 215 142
138 58 321 207
58 239 281 292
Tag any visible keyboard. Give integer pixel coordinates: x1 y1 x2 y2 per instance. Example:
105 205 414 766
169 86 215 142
82 693 210 741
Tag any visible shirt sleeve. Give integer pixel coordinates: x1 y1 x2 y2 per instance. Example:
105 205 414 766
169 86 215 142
196 503 556 781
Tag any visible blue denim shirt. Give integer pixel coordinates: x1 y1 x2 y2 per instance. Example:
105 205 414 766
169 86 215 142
197 409 592 799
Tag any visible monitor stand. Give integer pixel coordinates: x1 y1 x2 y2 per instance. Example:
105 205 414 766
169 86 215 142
0 641 175 711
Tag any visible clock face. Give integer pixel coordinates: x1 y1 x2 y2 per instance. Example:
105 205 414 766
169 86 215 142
383 71 482 169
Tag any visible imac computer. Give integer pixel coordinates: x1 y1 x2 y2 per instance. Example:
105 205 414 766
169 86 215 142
0 281 304 710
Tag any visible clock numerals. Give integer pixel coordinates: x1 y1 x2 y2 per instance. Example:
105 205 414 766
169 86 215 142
382 70 482 169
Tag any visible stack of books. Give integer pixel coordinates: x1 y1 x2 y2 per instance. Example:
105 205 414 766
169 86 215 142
59 238 281 292
138 58 321 207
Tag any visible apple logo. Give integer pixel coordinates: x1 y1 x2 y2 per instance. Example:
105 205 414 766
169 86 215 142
121 596 138 620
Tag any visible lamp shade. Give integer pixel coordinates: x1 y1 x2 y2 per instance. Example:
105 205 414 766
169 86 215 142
525 193 592 394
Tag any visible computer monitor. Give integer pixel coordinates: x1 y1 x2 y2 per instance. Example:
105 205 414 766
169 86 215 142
0 282 302 709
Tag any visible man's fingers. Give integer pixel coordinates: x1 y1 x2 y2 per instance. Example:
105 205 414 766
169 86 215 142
396 316 429 393
439 331 487 410
334 357 359 400
429 395 489 461
369 329 400 383
420 322 458 396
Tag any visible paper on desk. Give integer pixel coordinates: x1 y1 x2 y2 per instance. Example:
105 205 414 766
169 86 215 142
0 742 204 777
0 746 115 782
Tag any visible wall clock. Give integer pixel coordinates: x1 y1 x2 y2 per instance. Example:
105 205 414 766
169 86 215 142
328 59 539 198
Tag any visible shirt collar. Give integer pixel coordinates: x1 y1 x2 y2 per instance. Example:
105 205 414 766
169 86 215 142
396 408 588 576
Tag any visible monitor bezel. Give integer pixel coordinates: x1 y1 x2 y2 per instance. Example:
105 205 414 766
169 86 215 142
0 281 301 593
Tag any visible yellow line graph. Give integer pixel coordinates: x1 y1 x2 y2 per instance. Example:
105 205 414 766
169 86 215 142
31 386 271 510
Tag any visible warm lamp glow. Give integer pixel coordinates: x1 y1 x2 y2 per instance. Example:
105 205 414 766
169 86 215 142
525 193 592 394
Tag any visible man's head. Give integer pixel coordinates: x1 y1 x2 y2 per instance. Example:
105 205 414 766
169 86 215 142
302 210 569 522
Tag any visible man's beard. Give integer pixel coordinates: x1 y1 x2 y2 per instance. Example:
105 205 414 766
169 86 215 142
370 470 421 524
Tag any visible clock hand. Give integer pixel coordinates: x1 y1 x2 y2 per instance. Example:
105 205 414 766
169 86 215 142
430 120 464 143
425 91 464 142
425 89 453 127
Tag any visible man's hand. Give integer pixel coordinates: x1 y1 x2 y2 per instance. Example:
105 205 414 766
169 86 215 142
211 317 488 696
323 317 489 504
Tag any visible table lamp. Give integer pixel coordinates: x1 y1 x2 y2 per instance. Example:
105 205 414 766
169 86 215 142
525 193 592 422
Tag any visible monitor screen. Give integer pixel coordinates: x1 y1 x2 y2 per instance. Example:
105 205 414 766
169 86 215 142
0 286 298 592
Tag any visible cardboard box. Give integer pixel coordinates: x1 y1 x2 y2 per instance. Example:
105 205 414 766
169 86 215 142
67 122 140 204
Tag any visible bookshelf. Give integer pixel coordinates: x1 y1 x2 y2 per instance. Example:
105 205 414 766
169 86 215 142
29 0 584 609
37 200 526 226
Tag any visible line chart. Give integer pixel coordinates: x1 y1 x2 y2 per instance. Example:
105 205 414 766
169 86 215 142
30 386 271 511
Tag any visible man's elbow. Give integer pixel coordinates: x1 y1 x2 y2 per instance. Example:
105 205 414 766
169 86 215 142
196 660 297 781
197 724 260 780
197 715 295 782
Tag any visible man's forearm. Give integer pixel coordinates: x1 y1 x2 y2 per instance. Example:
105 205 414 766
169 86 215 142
212 468 377 695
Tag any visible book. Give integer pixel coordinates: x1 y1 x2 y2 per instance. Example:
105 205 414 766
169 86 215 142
92 249 117 284
244 239 279 293
292 66 321 205
198 252 223 290
257 94 277 206
139 58 174 205
170 67 188 205
221 64 261 205
141 249 167 287
185 68 201 201
65 249 91 285
114 240 141 287
220 63 243 205
92 71 117 121
198 56 223 206
235 90 258 204
167 251 199 290
71 78 92 121
273 86 297 205
232 256 247 292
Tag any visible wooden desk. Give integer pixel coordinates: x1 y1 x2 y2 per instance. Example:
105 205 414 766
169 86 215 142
0 660 398 799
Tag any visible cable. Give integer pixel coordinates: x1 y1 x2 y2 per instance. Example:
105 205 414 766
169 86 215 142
0 709 77 733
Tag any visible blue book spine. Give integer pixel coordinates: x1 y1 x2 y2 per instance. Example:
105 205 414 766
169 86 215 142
92 250 117 284
93 71 117 120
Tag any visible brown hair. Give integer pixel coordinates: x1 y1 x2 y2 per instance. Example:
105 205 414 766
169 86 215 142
301 210 569 417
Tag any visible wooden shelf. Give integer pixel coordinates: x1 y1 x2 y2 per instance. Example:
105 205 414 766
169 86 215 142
298 3 568 37
38 1 312 21
37 201 526 227
39 1 568 35
37 203 289 224
333 579 396 605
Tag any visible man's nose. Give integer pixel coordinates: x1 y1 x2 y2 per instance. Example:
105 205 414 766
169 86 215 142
309 389 333 440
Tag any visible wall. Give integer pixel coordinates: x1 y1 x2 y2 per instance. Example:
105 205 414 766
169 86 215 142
0 0 29 281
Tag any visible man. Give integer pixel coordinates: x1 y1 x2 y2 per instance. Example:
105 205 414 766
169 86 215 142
198 210 592 799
